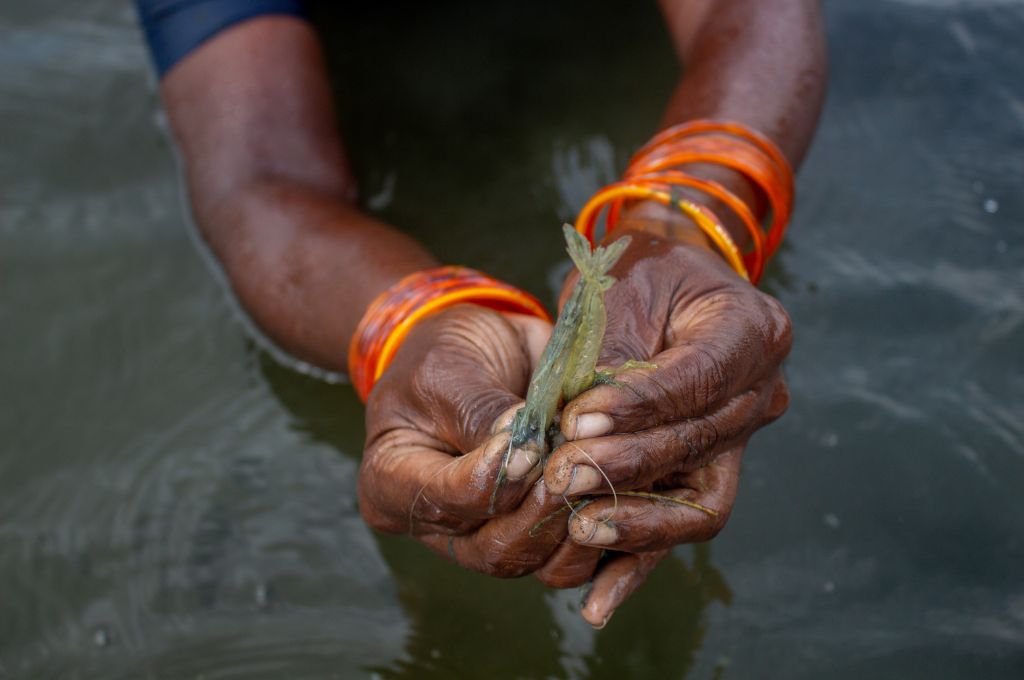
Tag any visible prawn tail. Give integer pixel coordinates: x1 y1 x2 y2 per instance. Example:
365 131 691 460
562 223 631 291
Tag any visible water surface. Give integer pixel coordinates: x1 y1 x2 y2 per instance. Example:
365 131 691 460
2 0 1023 677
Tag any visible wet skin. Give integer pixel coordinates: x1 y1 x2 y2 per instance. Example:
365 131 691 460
160 0 826 626
359 218 793 626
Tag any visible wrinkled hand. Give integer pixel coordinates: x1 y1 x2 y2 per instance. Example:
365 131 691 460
542 226 793 627
358 305 601 584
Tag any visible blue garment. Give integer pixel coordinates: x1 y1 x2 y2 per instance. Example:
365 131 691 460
136 0 308 77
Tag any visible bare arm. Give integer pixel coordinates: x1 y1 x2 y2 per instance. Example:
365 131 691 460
621 0 827 247
161 16 437 372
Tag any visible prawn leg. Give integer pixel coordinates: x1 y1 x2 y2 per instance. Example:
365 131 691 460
593 359 658 387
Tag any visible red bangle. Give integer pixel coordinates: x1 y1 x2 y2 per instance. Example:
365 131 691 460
347 266 552 402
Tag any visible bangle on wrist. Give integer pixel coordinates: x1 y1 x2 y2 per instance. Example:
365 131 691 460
348 266 551 402
575 182 749 280
573 119 793 284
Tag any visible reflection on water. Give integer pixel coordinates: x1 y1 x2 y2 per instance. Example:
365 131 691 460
2 0 1024 677
363 543 731 680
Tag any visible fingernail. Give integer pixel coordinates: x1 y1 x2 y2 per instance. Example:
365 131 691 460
565 465 603 495
592 612 614 630
575 517 618 546
506 447 540 481
573 413 613 440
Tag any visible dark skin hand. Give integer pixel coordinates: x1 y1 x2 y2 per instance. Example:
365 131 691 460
540 226 793 625
159 0 826 627
358 307 575 576
532 0 826 625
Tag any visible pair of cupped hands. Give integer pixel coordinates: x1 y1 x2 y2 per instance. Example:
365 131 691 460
358 226 792 628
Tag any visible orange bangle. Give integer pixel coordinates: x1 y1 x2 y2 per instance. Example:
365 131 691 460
628 121 793 252
630 119 793 196
574 182 748 281
348 267 551 402
596 120 793 284
628 134 792 259
610 171 766 283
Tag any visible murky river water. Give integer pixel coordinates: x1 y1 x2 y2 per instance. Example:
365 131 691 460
2 0 1023 677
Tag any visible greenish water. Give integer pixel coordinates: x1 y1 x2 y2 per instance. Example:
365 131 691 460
2 0 1024 678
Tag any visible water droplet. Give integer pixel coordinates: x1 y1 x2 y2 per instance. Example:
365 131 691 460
823 581 836 593
821 432 839 448
93 627 110 648
983 198 999 214
823 513 841 529
996 240 1008 253
430 648 442 659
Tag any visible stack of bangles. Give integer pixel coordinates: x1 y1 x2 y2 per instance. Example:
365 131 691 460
349 120 793 401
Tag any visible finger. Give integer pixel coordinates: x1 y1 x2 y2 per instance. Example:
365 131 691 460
419 480 571 578
764 374 791 423
562 296 791 440
358 425 543 536
567 449 744 553
546 378 775 496
580 549 669 629
534 542 602 589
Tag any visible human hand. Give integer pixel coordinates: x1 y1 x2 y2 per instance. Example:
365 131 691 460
542 224 793 627
357 304 602 584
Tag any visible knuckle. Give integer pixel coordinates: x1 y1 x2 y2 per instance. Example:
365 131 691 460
686 346 731 414
673 417 719 467
620 506 665 550
693 511 730 542
433 483 490 525
663 421 704 471
760 294 794 359
479 547 531 578
603 373 657 424
358 501 399 535
628 367 691 424
646 428 685 472
765 377 791 423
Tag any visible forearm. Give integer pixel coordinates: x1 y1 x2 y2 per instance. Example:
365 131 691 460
621 0 827 248
161 16 435 372
200 179 436 372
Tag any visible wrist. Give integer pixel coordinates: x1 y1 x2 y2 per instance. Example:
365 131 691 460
611 157 762 251
348 266 550 401
576 119 793 284
611 200 714 251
